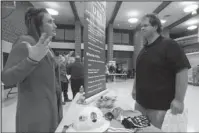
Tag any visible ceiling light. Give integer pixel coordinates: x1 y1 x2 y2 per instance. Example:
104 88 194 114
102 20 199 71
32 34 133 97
128 11 138 17
184 4 198 13
46 8 58 15
192 10 197 15
186 19 198 25
161 19 166 24
187 25 197 30
45 2 60 8
128 18 138 23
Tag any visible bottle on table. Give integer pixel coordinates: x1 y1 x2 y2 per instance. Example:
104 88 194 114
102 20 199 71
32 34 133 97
76 86 86 104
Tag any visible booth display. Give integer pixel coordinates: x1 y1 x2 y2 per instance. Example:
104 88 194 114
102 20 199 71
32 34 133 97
83 1 107 98
55 1 161 132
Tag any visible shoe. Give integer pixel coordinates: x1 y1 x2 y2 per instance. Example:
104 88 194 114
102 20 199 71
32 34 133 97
65 99 72 102
62 102 66 105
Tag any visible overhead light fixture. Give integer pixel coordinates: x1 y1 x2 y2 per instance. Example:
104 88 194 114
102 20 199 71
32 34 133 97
187 25 197 30
192 10 197 15
128 11 138 17
186 19 198 25
45 2 60 8
161 19 166 24
46 8 59 15
184 4 198 13
128 18 138 23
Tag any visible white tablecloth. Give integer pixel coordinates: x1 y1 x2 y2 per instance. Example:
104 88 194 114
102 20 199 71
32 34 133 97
55 90 162 133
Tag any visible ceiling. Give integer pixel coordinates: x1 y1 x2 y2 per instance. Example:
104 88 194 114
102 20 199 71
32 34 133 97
31 1 199 37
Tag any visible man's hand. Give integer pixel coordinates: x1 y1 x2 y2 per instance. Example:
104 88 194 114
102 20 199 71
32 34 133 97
170 99 184 115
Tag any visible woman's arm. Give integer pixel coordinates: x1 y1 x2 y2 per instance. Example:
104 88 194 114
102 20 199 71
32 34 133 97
2 36 39 86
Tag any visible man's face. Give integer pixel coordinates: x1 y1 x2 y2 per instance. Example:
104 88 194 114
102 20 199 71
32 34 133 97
140 17 157 39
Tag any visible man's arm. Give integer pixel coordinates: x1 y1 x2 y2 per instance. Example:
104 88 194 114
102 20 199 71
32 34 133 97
175 68 188 102
171 68 188 114
165 40 191 114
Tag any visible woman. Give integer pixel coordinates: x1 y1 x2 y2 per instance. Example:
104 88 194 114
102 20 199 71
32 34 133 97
2 7 62 132
59 54 71 103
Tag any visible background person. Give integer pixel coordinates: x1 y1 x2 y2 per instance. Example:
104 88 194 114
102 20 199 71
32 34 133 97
67 55 84 99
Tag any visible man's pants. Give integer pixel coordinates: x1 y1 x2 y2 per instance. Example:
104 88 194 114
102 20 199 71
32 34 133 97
71 78 84 99
61 81 69 101
135 102 166 129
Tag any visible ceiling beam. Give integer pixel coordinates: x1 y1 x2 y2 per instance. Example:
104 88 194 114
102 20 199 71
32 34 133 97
109 1 123 24
69 1 80 22
166 8 199 29
153 1 172 14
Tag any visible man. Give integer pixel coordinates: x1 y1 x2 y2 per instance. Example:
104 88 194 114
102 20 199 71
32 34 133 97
132 14 191 129
109 64 116 82
105 64 109 82
60 55 71 104
192 65 199 85
67 55 84 99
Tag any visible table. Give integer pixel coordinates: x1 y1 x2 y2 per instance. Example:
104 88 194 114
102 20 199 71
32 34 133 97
55 90 163 133
108 73 127 82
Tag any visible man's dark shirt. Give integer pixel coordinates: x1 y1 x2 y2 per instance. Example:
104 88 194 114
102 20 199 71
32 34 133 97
67 60 84 79
136 36 191 110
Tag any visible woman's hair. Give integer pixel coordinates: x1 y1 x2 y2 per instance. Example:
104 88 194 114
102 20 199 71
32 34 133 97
25 7 48 41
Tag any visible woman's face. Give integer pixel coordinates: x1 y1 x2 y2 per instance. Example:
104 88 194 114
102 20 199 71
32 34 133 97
40 13 57 36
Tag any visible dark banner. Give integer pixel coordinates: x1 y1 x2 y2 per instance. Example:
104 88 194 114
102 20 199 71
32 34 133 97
84 2 106 98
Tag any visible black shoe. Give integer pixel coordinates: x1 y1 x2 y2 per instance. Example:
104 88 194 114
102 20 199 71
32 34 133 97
62 102 66 105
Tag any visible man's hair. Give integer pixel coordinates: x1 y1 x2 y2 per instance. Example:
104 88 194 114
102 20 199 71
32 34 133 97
142 13 162 33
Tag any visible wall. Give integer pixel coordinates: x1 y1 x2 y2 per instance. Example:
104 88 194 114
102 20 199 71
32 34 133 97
186 52 199 67
2 1 33 43
53 26 135 61
1 1 33 70
170 28 198 39
112 29 135 46
183 43 199 53
1 1 135 71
